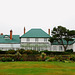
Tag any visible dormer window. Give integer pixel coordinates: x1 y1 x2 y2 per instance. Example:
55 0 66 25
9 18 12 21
4 35 10 39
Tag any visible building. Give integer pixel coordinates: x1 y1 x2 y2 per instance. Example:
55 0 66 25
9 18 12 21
0 27 75 52
51 39 75 52
0 30 20 50
20 27 51 51
20 27 75 52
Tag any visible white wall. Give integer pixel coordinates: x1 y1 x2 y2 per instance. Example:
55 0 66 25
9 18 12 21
51 45 73 52
21 38 51 51
51 45 64 51
0 44 20 50
73 43 75 52
21 38 49 43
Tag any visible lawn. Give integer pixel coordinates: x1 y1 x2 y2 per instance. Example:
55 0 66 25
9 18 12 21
0 61 75 75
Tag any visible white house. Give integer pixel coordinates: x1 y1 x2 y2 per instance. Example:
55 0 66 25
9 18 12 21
20 27 75 52
0 27 75 52
20 27 51 51
51 39 75 52
0 30 20 50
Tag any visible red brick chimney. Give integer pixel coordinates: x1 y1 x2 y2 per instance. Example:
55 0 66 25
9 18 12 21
1 33 3 35
10 30 12 40
48 29 50 35
24 27 25 34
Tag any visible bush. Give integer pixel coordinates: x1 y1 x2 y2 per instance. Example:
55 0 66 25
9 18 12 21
45 57 56 62
40 50 51 55
23 50 33 54
20 58 24 61
17 49 25 54
0 50 7 54
1 57 12 62
6 50 16 54
40 50 74 55
6 57 12 61
38 57 42 61
45 56 50 61
31 50 40 54
15 51 22 61
41 52 46 61
1 57 6 62
66 49 73 53
55 55 63 61
70 54 75 61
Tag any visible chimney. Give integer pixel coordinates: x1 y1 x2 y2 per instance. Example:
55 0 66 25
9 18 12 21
48 29 50 35
24 27 25 34
1 33 3 35
10 30 12 40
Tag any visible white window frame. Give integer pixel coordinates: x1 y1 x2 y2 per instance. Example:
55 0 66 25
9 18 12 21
59 46 62 50
44 38 47 42
53 46 57 50
35 38 38 42
26 38 30 42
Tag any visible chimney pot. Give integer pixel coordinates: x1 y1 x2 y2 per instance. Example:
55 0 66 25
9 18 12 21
10 30 12 40
24 27 25 34
48 29 50 35
1 33 3 35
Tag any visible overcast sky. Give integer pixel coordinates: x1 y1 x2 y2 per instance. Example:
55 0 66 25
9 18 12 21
0 0 75 36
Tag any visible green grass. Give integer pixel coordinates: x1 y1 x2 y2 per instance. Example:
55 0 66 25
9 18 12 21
0 61 75 75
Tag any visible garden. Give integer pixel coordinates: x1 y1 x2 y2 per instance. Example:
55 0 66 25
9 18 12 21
0 49 75 62
0 49 75 75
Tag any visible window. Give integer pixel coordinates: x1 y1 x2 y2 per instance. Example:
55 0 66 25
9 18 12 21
44 38 47 42
59 46 62 50
53 46 57 50
26 38 30 42
4 35 10 39
35 38 38 42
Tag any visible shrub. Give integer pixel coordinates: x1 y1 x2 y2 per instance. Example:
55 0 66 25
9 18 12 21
45 56 50 61
31 50 40 54
20 58 24 61
23 50 33 54
55 55 63 61
15 51 22 61
17 49 25 54
6 50 16 54
1 57 6 62
41 52 46 61
47 57 56 62
0 50 7 54
40 50 74 55
70 54 75 61
37 57 42 61
40 50 50 55
66 49 73 53
6 57 12 61
1 57 12 62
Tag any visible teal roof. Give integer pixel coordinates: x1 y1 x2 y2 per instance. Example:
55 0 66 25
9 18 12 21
52 39 75 45
0 35 20 44
21 29 51 38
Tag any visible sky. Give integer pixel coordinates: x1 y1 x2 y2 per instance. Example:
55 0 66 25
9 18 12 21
0 0 75 36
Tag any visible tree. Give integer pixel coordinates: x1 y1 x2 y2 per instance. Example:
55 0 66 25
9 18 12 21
49 26 75 52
